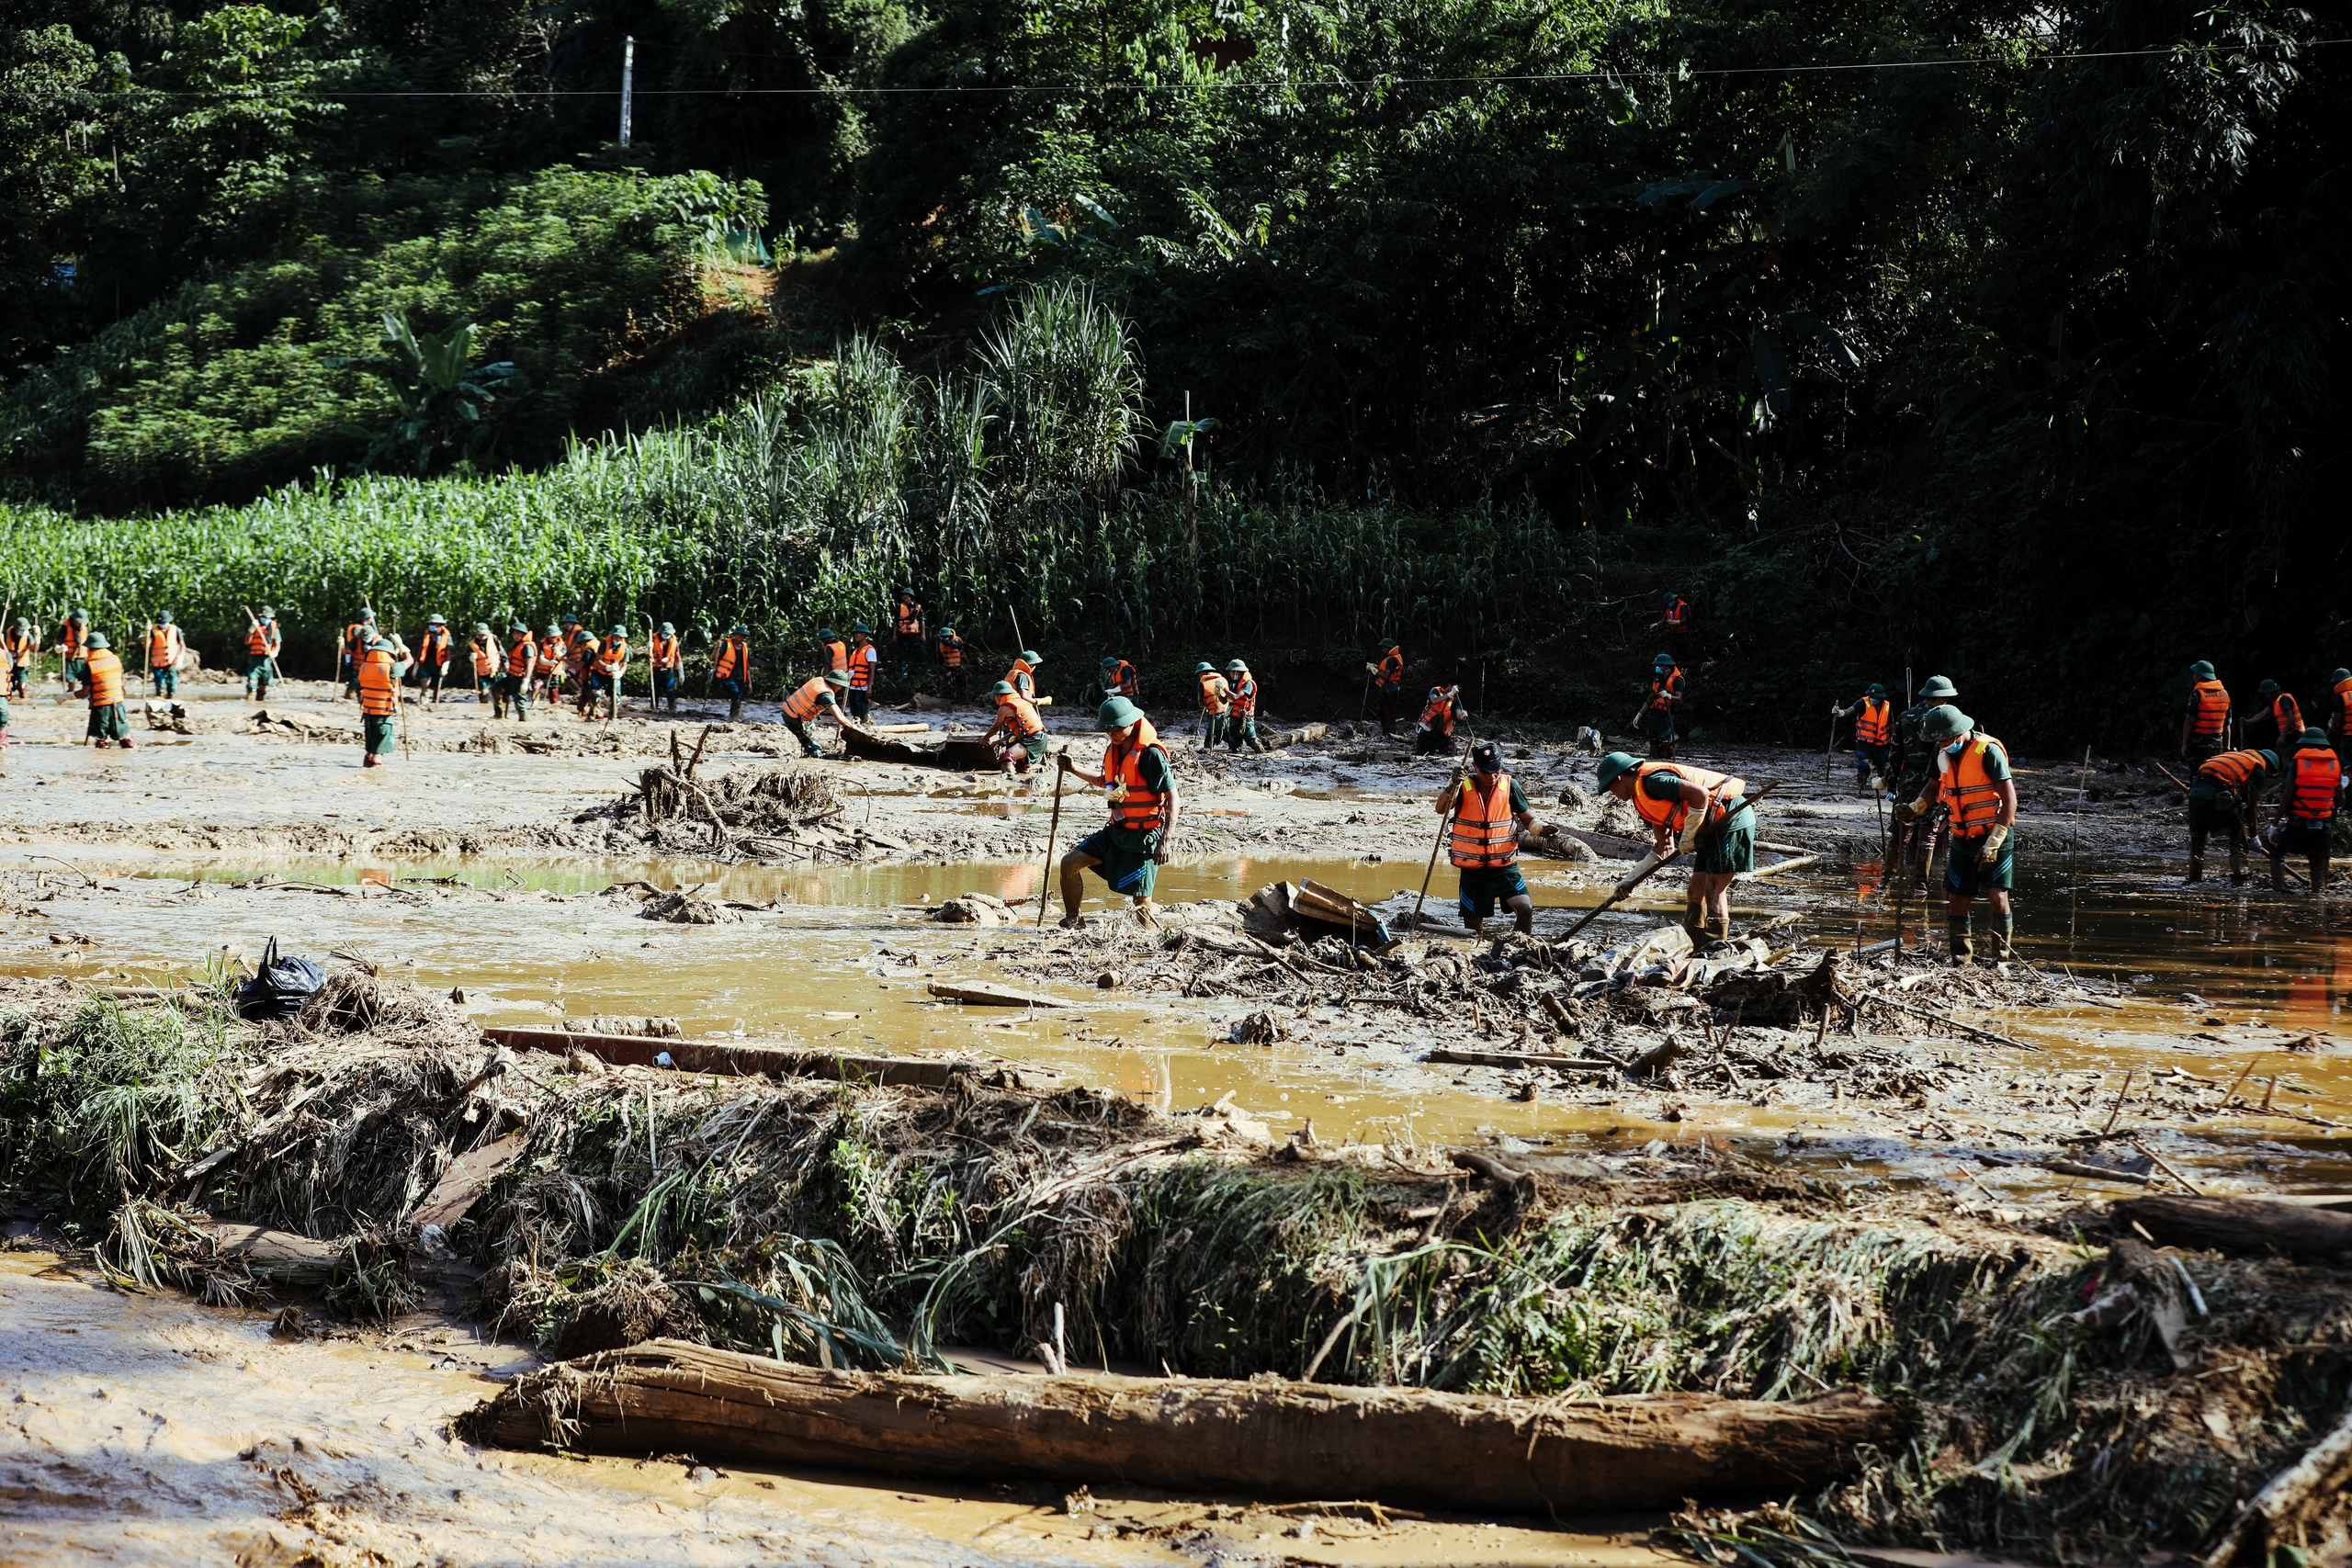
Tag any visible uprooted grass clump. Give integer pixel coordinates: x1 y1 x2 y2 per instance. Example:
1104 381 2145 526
0 971 2345 1561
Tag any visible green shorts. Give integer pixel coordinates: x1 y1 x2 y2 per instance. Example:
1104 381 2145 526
2274 818 2332 854
246 655 274 686
1945 831 2015 897
2186 794 2245 838
1073 829 1159 898
364 714 399 755
86 703 129 741
1456 863 1529 919
1693 801 1754 875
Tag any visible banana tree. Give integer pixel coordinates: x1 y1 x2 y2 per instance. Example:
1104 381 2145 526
326 312 530 477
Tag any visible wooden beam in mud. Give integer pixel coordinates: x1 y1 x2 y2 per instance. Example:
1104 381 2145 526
2113 1195 2352 1262
482 1026 973 1088
1427 1047 1614 1072
461 1339 1902 1515
923 980 1075 1009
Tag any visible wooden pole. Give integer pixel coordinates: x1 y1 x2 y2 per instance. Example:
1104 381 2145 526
1036 755 1069 927
1411 765 1465 931
1563 782 1780 941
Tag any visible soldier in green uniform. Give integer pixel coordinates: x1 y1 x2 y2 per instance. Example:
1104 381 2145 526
1889 675 1957 886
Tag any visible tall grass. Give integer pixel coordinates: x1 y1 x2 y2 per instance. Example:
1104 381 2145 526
1 282 1584 676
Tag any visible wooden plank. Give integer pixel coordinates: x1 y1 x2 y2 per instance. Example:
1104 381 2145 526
2114 1194 2352 1261
1429 1048 1614 1072
922 981 1075 1010
482 1026 973 1087
412 1133 530 1230
462 1339 1902 1515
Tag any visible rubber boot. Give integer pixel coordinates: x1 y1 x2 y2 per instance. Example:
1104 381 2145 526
1947 915 1973 964
2229 844 2248 886
2186 829 2205 885
1682 905 1708 947
2270 856 2288 894
729 696 743 723
1990 912 2014 963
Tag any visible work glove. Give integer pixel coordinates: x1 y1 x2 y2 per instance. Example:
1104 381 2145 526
1866 773 1884 793
1364 662 1380 675
1979 823 2010 859
1611 852 1662 901
1676 799 1712 855
1892 798 1921 823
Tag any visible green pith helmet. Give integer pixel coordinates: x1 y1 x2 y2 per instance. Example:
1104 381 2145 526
2331 668 2350 684
2257 679 2281 695
659 621 674 635
1100 655 1121 670
1867 682 1886 697
508 622 526 634
10 617 26 629
426 614 445 626
1194 661 1214 673
817 626 837 641
370 637 395 652
1379 638 1397 650
83 631 109 649
1918 674 1957 700
545 623 561 637
1100 695 1143 730
561 612 579 625
2256 750 2279 772
69 607 87 620
2190 660 2214 678
730 624 749 636
474 622 491 635
1226 659 1248 673
156 611 174 626
851 622 872 637
258 606 276 620
2301 727 2330 747
1654 651 1674 665
991 679 1016 696
1663 590 1679 604
1595 751 1641 789
941 626 957 637
825 670 849 687
1922 705 1973 743
609 624 626 637
1019 649 1042 664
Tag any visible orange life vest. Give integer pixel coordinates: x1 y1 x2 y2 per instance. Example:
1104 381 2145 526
1229 675 1256 715
2199 749 2267 791
505 636 536 677
2289 747 2341 820
1934 732 2009 839
594 636 628 676
714 637 749 682
996 691 1044 739
1630 761 1747 836
1647 670 1682 712
894 601 923 637
356 649 399 716
470 635 497 676
2269 693 2301 739
848 643 875 691
345 622 373 667
250 622 281 657
60 620 85 659
1108 660 1137 696
6 628 35 662
1418 688 1456 735
650 634 681 671
1105 716 1167 831
783 675 833 720
1448 773 1519 870
147 625 183 668
82 649 123 707
1197 671 1229 714
1008 659 1037 696
822 638 848 677
1664 597 1690 631
1376 649 1403 688
2189 679 2230 738
537 634 562 670
2335 675 2352 729
564 629 593 672
938 636 964 669
417 628 451 668
1856 698 1891 746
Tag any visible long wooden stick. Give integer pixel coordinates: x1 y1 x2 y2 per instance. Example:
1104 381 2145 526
1036 754 1068 927
1411 764 1467 930
1563 782 1779 940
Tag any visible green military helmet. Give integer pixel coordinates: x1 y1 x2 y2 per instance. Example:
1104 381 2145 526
1654 651 1675 664
10 617 27 629
2257 679 2281 695
1921 705 1973 743
2331 668 2350 683
1226 659 1249 673
851 622 872 636
2301 727 2331 747
825 670 850 687
990 679 1016 696
1099 655 1121 670
1193 661 1214 673
156 611 175 626
1594 751 1642 789
2256 750 2279 772
941 625 957 637
816 626 837 641
474 622 492 635
507 621 526 634
1378 638 1397 650
426 614 446 626
659 621 674 635
2189 660 2215 679
1866 682 1886 697
83 631 109 649
258 606 276 620
1019 649 1043 664
1099 695 1144 730
561 612 579 625
1918 674 1957 700
730 623 749 636
69 607 88 620
610 624 627 637
1663 590 1679 604
369 637 395 653
545 623 561 637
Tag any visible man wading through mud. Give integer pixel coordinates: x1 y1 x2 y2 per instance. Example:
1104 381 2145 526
1597 750 1757 943
1055 696 1178 928
1439 740 1538 934
1896 705 2018 960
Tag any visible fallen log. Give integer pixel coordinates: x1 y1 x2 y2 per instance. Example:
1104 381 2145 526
484 1027 972 1087
1428 1047 1613 1072
461 1340 1900 1514
2112 1194 2352 1262
923 980 1074 1010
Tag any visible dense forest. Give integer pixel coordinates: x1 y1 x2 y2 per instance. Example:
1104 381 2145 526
2 0 2345 748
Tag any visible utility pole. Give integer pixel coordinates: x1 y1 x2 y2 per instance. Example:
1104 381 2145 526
619 37 635 149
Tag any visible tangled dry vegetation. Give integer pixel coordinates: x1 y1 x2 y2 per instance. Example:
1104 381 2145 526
0 969 2346 1563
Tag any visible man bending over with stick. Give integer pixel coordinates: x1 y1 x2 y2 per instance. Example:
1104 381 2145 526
1596 750 1758 944
1054 696 1178 929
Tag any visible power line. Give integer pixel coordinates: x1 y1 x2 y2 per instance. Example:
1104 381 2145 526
86 35 2346 99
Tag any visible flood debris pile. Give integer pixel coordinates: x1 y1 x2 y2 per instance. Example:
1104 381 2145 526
2 971 2347 1559
575 755 929 864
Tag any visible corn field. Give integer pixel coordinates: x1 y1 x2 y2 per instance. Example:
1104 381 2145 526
0 283 1584 679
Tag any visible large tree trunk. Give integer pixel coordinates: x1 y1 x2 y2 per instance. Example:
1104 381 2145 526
461 1340 1901 1514
2115 1196 2352 1262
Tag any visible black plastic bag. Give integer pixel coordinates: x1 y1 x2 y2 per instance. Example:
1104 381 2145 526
236 936 325 1021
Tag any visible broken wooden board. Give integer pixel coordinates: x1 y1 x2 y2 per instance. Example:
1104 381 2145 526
463 1339 1901 1514
1240 879 1394 948
1427 1048 1615 1073
482 1026 973 1087
922 981 1074 1010
412 1132 530 1231
841 719 1047 773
